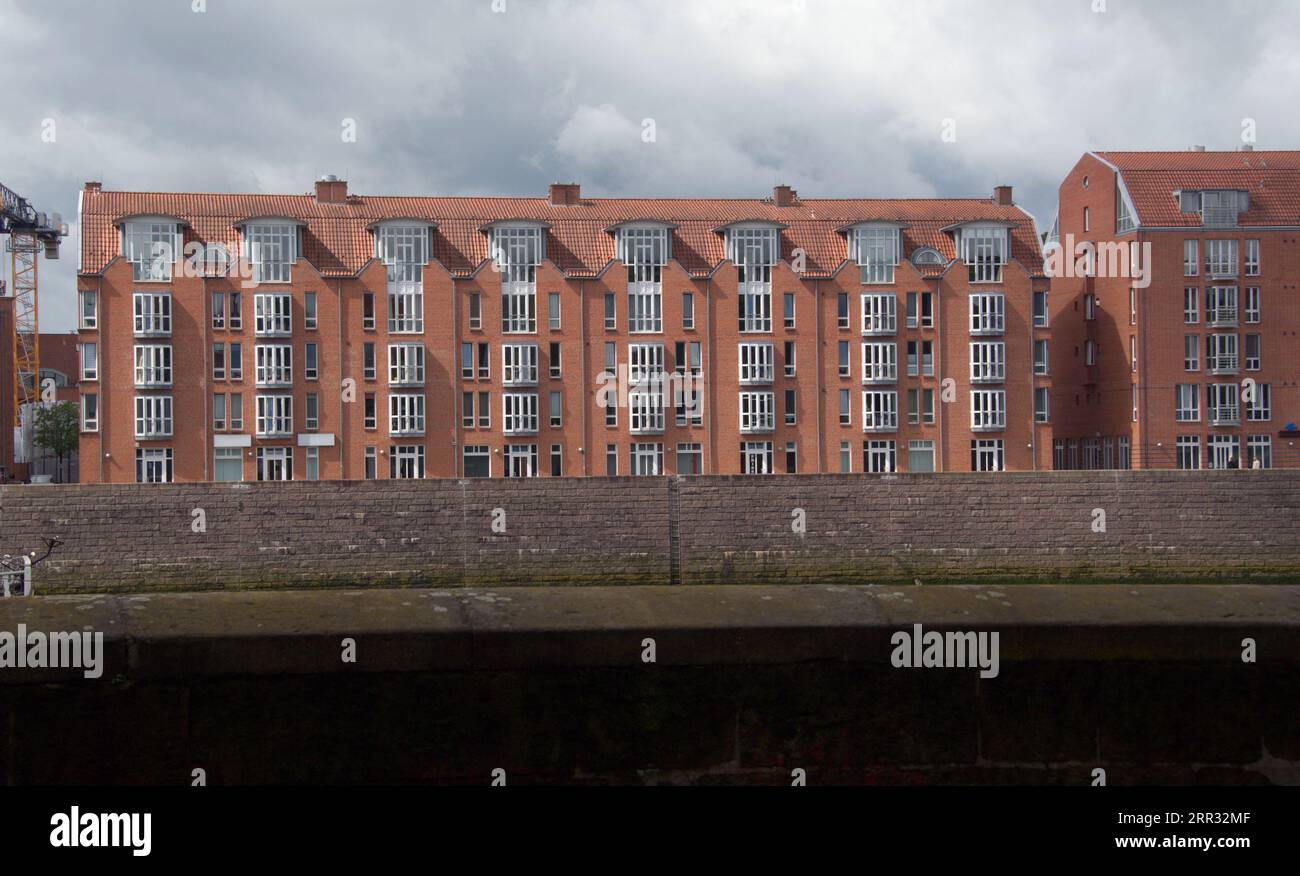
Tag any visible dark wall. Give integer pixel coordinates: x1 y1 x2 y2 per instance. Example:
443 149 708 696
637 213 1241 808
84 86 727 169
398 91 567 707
1 470 1298 593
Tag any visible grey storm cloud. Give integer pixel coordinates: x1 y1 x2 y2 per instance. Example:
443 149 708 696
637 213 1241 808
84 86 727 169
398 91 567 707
0 0 1296 331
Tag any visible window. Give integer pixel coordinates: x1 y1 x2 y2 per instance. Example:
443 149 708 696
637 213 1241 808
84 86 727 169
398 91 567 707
1207 285 1238 326
305 447 319 481
256 394 293 436
862 440 896 474
629 285 663 333
303 292 317 330
1129 288 1137 325
1033 291 1048 327
970 341 1006 383
1176 436 1200 470
731 227 776 332
550 444 563 477
606 444 618 476
363 292 376 330
839 441 851 473
1085 340 1096 366
243 222 297 283
81 393 98 431
229 342 243 381
363 393 377 429
1200 191 1244 228
549 390 563 428
740 441 773 475
377 224 429 282
256 447 293 482
1206 333 1239 374
133 292 172 336
1245 240 1260 276
389 394 425 436
390 445 425 479
739 342 775 384
785 442 798 474
1033 339 1048 376
908 440 935 473
783 292 796 328
1247 435 1272 469
389 344 425 385
478 391 490 429
850 225 900 284
959 225 1008 283
548 292 561 330
230 394 243 430
462 392 475 428
682 293 695 329
1207 435 1241 470
971 439 1004 472
1204 239 1238 277
71 289 93 332
478 342 490 380
255 345 292 386
460 343 474 380
123 220 179 281
364 447 377 479
1175 385 1200 422
1246 383 1271 421
80 342 97 381
739 391 775 433
970 390 1006 431
783 341 796 378
1083 207 1090 232
464 445 490 478
861 390 898 431
906 292 918 328
389 284 424 333
837 292 850 329
863 342 897 383
969 293 1005 335
1207 383 1240 425
1183 240 1198 276
503 393 539 434
676 443 703 475
212 291 225 329
632 442 664 476
1245 334 1261 371
1084 294 1096 321
136 448 173 483
1034 387 1049 423
134 394 173 438
229 292 241 329
838 340 851 377
1245 287 1260 323
1115 186 1135 233
784 389 796 426
604 293 617 330
254 293 292 336
363 343 377 381
305 393 319 430
1183 287 1199 323
621 227 667 333
1184 335 1199 371
860 293 897 335
213 343 226 380
215 447 242 482
133 345 172 387
839 389 851 426
1130 335 1137 372
304 343 318 380
469 292 482 330
502 344 539 386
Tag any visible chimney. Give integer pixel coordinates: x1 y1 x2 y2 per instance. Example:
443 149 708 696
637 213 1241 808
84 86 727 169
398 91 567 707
549 182 580 206
84 181 102 193
773 184 797 207
1192 145 1206 152
1241 143 1254 152
314 174 348 204
993 185 1013 206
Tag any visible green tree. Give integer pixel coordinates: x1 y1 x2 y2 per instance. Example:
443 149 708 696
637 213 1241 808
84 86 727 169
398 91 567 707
33 401 79 483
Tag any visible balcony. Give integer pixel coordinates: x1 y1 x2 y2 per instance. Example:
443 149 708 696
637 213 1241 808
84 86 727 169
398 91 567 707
1207 307 1238 328
1207 355 1239 376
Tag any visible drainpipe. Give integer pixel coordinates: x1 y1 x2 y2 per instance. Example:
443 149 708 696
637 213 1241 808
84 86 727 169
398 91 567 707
1028 282 1037 471
814 280 823 471
580 279 589 475
337 277 346 479
705 278 715 474
935 281 944 472
450 272 459 478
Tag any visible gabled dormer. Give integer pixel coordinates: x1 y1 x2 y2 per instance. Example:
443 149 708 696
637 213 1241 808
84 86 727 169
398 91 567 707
839 221 905 284
1176 188 1249 228
945 221 1014 284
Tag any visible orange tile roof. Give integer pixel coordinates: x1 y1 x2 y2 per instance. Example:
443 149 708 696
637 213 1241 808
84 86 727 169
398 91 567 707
1094 150 1300 227
80 190 1046 279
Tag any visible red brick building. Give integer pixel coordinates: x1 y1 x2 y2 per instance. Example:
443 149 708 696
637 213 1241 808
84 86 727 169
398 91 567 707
1048 149 1300 470
74 178 1049 483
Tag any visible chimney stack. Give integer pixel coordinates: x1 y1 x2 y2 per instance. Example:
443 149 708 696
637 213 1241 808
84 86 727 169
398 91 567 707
84 181 102 193
314 174 348 204
993 185 1014 206
549 182 580 206
1241 144 1254 152
773 184 797 207
1192 145 1207 152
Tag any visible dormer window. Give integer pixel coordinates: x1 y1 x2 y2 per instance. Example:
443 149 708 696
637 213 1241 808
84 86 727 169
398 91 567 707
1115 184 1136 233
488 225 544 284
122 220 181 282
1178 189 1247 228
957 224 1009 283
618 225 669 333
242 221 299 284
727 226 778 285
849 225 900 284
376 224 431 284
910 247 944 267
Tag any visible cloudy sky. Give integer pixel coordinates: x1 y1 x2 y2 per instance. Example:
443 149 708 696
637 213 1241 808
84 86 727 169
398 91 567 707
2 0 1297 331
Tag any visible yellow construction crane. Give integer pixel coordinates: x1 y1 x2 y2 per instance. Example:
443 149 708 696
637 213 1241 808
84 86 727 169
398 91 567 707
1 182 66 426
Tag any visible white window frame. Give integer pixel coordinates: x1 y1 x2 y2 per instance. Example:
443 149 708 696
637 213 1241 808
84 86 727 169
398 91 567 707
631 442 664 476
1204 239 1238 278
133 394 173 439
850 225 900 284
970 341 1006 383
133 344 172 388
502 343 540 386
1207 383 1239 426
255 394 294 437
254 293 292 336
1175 384 1200 422
243 221 298 284
1245 287 1260 323
123 221 180 282
860 293 897 336
971 439 1004 472
388 343 425 385
503 392 539 435
959 225 1008 283
970 389 1007 431
738 342 775 384
136 447 174 483
861 390 898 432
388 393 426 436
1206 333 1239 374
1245 239 1260 276
861 342 897 384
133 292 173 337
969 293 1005 335
739 391 775 434
255 344 293 387
629 391 665 435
